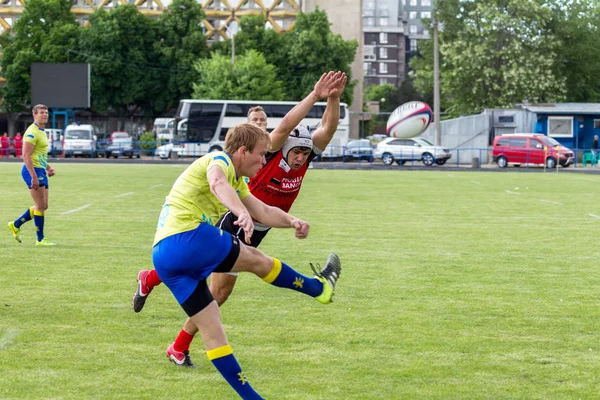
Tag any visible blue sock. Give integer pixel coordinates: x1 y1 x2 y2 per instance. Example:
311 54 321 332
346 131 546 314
262 259 324 298
208 345 263 400
33 210 44 241
14 207 33 229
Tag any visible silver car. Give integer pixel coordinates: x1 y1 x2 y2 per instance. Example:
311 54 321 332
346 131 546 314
343 139 373 161
373 137 452 166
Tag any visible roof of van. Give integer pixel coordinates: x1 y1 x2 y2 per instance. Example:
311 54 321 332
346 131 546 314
498 133 542 136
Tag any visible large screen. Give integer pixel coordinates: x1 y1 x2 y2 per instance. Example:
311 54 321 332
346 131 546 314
31 63 90 108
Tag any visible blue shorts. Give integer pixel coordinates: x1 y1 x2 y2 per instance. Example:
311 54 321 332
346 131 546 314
152 223 240 305
22 165 49 189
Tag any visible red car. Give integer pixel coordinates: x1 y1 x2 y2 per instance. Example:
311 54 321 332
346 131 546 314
492 133 574 168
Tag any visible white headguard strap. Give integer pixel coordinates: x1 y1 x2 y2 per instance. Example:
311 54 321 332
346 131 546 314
282 126 313 161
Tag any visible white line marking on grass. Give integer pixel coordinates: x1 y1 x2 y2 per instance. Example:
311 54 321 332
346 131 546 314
60 204 92 215
590 214 600 220
505 190 521 195
0 329 20 351
149 184 164 189
540 199 562 205
447 174 454 177
471 181 481 185
115 192 135 198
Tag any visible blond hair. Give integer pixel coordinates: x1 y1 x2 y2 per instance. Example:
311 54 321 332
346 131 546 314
247 106 265 118
32 104 48 114
224 123 270 154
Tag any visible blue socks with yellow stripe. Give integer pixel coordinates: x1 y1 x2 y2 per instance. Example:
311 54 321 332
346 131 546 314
262 258 323 297
14 206 33 229
33 209 45 242
207 345 263 399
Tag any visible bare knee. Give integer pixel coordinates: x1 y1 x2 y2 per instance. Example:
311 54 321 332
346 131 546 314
234 245 272 276
210 275 237 306
212 285 233 306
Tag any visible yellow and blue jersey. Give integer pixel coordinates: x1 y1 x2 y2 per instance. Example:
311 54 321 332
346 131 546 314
153 152 251 246
23 123 48 168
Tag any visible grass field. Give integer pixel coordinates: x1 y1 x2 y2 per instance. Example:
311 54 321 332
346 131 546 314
1 162 600 399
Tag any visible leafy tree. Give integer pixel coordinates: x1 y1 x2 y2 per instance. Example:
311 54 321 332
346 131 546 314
192 50 284 100
79 5 160 116
364 80 428 113
280 10 358 105
411 0 566 117
0 0 80 116
210 10 358 105
548 0 600 102
155 0 209 112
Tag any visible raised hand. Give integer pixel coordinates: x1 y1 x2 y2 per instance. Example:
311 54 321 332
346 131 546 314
328 72 347 98
312 71 342 99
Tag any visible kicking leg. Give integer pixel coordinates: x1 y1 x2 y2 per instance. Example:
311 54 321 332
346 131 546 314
231 244 342 304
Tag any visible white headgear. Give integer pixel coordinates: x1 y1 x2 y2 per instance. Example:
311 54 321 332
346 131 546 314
282 126 313 161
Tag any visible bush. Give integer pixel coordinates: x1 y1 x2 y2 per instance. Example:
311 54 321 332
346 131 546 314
139 131 160 155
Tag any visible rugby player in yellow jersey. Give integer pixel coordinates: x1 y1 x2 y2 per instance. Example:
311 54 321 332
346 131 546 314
7 104 56 246
150 123 341 398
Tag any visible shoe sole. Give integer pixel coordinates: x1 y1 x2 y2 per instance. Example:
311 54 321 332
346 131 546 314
132 272 149 313
167 350 197 368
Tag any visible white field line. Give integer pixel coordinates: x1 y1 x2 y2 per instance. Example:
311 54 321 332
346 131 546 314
60 204 92 215
505 190 521 195
149 184 164 189
589 214 600 220
0 329 20 351
115 192 135 198
471 181 481 185
447 174 454 177
540 199 562 205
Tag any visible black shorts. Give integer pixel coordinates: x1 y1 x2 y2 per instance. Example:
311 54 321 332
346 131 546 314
216 211 270 248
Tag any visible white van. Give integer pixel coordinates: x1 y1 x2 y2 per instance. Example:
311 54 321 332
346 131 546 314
45 128 63 155
153 117 175 142
63 124 99 157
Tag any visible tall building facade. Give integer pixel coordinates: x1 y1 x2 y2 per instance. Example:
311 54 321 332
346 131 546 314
363 0 405 88
400 0 433 69
362 0 434 89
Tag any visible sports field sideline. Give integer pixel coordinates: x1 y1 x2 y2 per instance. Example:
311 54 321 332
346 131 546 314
1 163 599 399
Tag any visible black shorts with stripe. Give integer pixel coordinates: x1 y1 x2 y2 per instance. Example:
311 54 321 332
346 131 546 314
216 211 270 248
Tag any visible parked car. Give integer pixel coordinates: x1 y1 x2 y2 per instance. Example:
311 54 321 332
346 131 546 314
373 137 452 166
343 139 373 161
156 142 175 159
492 133 574 168
105 131 140 159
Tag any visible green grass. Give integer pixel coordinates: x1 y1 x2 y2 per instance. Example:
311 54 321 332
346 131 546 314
1 163 600 399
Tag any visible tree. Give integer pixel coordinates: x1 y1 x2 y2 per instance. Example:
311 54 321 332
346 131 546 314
364 80 428 113
279 10 358 105
192 50 284 100
0 0 80 119
79 5 160 116
210 10 358 105
154 0 209 112
548 0 600 102
411 0 567 117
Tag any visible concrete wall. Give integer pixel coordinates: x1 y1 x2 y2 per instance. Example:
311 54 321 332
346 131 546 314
302 0 363 139
421 114 492 164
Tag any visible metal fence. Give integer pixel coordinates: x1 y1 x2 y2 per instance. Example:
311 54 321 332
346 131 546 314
0 141 595 170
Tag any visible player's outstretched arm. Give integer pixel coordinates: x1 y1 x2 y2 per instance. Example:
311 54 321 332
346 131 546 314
269 71 342 152
242 194 310 238
312 72 347 151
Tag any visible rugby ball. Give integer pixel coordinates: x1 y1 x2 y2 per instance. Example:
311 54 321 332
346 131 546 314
386 101 433 139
